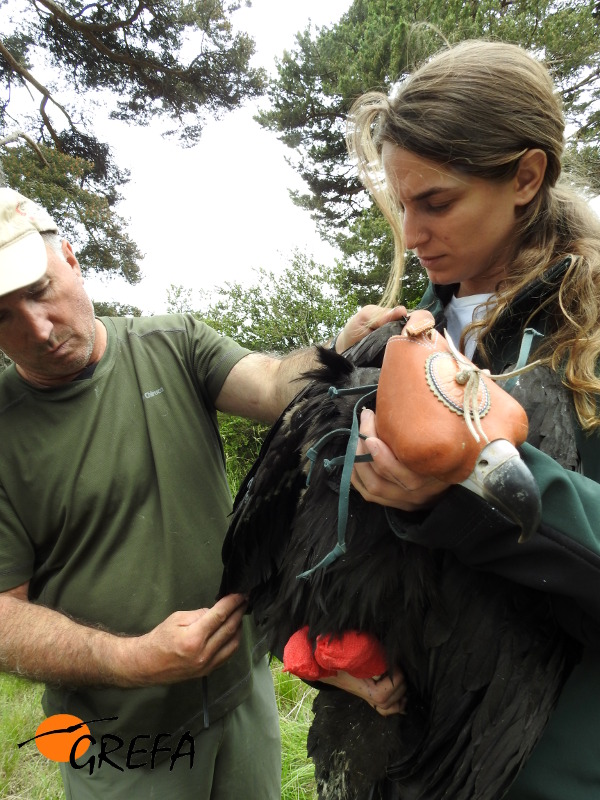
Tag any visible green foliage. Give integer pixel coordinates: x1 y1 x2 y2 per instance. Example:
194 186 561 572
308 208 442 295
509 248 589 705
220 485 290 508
341 204 428 306
259 0 600 300
177 250 362 354
0 0 266 283
1 1 265 145
93 301 142 317
218 411 269 496
1 143 143 282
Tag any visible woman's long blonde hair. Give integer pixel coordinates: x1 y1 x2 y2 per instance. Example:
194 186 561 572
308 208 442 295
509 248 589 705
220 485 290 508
348 39 600 430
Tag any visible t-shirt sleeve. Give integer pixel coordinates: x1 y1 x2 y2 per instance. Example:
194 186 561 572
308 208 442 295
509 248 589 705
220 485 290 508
0 483 35 591
183 315 252 404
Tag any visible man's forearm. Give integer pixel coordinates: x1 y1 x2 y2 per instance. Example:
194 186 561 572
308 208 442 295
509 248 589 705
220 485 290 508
0 590 248 689
216 305 408 423
268 346 322 417
0 592 136 687
215 347 318 424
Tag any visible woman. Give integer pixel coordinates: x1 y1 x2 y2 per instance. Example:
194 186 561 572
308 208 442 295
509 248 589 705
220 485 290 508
348 40 600 799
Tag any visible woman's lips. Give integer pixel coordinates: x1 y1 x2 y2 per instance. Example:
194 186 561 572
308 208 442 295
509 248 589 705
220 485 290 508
417 254 443 269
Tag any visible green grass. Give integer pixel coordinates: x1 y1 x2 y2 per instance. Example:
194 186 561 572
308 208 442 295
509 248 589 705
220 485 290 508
0 664 317 799
272 661 318 800
0 674 63 799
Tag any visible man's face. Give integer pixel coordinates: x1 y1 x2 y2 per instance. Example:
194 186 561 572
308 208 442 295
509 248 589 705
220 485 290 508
0 240 100 387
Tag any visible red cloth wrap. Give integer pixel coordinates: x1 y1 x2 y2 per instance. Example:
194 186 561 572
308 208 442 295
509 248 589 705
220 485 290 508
283 626 387 681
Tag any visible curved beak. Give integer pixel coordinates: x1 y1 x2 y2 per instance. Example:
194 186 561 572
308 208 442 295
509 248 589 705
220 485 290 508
460 439 541 542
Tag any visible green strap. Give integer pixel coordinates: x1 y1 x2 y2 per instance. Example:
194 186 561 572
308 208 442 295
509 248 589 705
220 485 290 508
501 327 544 391
305 428 352 484
297 384 378 580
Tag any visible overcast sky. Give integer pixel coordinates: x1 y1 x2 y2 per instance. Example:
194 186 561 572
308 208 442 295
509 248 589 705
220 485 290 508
86 0 354 314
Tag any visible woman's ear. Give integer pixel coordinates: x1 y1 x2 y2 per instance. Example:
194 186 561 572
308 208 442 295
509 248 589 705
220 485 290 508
514 149 547 206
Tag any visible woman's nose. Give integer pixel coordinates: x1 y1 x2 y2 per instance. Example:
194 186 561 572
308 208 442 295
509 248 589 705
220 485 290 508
402 209 429 250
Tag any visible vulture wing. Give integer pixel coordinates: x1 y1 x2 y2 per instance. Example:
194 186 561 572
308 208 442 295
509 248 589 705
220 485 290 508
505 363 580 471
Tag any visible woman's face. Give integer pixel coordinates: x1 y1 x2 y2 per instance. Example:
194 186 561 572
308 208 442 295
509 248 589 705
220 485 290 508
381 143 540 297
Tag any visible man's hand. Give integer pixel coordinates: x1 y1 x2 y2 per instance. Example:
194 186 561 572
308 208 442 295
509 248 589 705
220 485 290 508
333 305 408 354
0 585 248 689
125 594 248 685
320 667 407 717
352 408 449 511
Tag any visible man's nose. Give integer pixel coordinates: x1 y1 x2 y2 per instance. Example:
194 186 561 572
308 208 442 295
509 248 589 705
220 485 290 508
22 306 53 343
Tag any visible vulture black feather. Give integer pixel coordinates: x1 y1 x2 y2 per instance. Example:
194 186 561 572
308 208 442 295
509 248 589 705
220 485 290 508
219 320 578 800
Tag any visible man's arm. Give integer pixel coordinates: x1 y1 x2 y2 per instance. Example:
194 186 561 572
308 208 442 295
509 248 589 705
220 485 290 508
0 582 248 687
216 305 407 423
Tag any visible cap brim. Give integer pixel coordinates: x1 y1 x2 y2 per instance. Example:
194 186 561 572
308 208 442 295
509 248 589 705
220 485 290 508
0 232 48 297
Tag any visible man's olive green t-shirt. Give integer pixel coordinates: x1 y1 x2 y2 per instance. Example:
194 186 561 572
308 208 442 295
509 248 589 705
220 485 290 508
0 314 266 745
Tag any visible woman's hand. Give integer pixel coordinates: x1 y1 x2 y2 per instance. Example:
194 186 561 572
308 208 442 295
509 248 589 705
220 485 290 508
320 667 407 717
352 408 449 511
334 305 408 353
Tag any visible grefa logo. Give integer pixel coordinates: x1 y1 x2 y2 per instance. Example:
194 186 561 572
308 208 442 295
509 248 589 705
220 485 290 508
18 714 195 773
144 387 165 399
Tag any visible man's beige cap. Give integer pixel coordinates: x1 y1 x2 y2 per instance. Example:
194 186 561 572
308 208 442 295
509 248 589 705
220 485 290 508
0 188 58 296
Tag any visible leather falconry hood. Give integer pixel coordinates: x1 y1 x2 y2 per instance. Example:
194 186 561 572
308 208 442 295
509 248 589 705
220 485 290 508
376 309 530 483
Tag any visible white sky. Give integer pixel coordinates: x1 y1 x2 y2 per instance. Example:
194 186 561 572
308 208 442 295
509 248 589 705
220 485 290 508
85 0 354 314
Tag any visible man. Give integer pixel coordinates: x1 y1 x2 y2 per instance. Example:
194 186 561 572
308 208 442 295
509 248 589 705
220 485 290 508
0 188 404 799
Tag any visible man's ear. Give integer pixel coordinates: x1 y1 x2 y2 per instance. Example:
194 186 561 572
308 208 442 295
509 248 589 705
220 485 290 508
61 239 82 275
514 149 547 207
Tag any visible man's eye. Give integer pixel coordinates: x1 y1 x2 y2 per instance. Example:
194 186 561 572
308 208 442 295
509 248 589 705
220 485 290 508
31 284 50 298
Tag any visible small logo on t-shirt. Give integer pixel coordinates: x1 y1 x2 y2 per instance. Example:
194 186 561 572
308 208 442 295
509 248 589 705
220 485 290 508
144 387 165 399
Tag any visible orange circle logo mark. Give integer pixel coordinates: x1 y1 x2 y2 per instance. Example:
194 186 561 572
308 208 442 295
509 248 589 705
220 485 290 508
34 714 91 762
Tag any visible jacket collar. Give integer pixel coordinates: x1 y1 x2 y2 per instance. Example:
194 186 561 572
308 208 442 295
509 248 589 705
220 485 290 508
419 257 572 369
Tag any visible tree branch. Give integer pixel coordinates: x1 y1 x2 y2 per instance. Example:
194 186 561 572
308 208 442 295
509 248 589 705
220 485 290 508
0 131 50 166
0 39 78 148
561 65 600 99
31 0 198 79
34 0 147 34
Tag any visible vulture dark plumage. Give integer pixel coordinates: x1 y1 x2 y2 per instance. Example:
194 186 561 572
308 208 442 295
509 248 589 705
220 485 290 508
219 316 578 800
